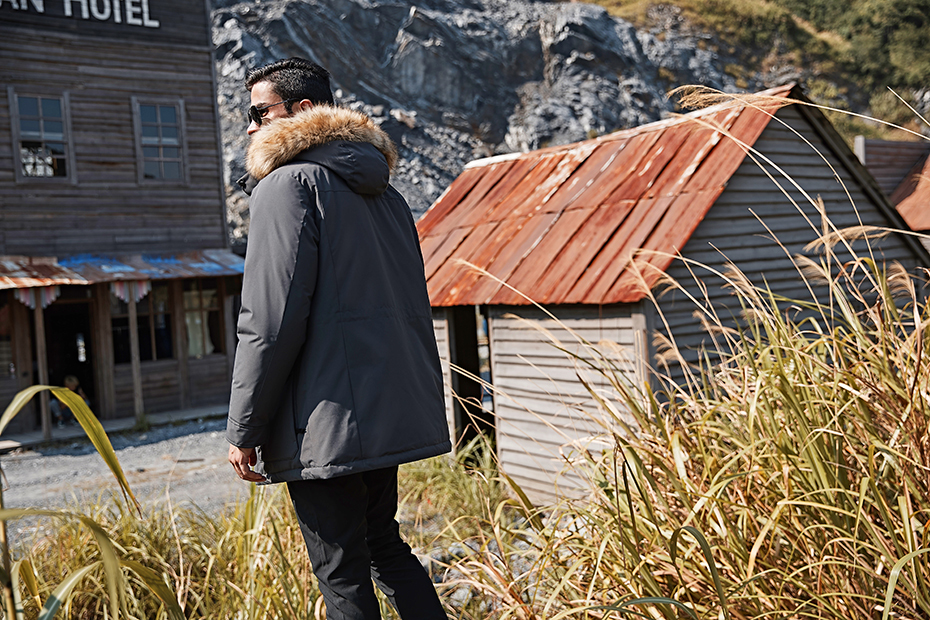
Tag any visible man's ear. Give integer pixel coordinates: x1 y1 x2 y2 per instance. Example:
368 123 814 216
294 99 314 112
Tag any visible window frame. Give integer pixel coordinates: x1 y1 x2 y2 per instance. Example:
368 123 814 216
8 87 77 185
131 96 190 185
183 278 226 359
111 282 175 365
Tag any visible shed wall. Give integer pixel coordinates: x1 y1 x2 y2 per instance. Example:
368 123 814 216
432 308 456 447
658 106 924 386
488 305 644 502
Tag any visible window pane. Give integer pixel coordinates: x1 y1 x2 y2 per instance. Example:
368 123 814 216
44 121 64 139
143 160 160 179
21 144 52 177
207 310 223 354
110 293 128 317
162 161 180 179
51 157 67 177
137 315 153 362
41 98 62 118
47 142 65 156
201 279 218 309
154 314 173 359
159 106 177 124
141 124 159 143
135 296 151 317
20 119 40 136
160 125 178 145
162 147 179 159
112 317 131 364
140 105 157 123
152 284 170 312
183 280 200 309
18 97 38 117
142 146 159 159
185 311 205 358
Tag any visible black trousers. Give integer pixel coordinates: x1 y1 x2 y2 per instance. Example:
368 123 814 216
287 466 447 620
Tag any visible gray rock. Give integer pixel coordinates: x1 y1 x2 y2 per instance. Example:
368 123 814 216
211 0 780 245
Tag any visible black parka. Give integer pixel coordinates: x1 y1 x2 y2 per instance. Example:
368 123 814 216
226 106 451 482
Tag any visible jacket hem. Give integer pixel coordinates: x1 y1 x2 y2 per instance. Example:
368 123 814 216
263 439 452 483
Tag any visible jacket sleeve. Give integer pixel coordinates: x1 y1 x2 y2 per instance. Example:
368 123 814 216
226 169 319 448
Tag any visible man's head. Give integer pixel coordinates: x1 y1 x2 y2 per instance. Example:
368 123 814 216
245 58 334 135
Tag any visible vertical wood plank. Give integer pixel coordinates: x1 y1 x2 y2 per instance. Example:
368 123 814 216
172 280 191 409
127 282 145 421
92 284 116 419
10 297 34 433
33 298 51 440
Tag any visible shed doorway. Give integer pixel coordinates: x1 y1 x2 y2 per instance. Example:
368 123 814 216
448 305 495 448
43 297 95 413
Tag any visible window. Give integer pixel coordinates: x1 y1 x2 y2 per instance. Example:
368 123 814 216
132 97 187 183
111 283 174 364
183 278 224 358
9 88 74 182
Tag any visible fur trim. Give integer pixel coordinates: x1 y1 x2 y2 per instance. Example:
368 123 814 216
246 105 398 180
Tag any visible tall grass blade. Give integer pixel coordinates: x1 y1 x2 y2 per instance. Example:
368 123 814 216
121 560 185 620
49 387 140 513
670 526 729 620
881 548 930 620
0 508 126 620
36 562 99 620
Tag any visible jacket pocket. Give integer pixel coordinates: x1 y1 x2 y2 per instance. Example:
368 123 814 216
256 377 301 472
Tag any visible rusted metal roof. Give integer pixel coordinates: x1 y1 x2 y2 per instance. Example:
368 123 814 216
0 249 244 291
892 154 930 232
418 84 797 306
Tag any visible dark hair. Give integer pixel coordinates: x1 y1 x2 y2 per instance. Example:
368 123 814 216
245 58 334 110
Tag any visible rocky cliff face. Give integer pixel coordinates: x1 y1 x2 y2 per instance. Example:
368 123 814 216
212 0 772 247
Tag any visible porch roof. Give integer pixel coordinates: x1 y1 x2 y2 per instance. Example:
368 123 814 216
0 249 244 290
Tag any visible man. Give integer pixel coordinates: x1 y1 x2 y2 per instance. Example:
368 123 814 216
226 57 451 620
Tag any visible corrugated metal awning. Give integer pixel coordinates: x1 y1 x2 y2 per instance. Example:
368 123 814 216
0 249 244 291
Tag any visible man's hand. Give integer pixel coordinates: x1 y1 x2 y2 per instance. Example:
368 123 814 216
229 445 266 482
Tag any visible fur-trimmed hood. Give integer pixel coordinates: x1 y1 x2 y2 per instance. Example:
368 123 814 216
246 105 398 182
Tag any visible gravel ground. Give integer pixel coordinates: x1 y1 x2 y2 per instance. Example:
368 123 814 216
0 417 249 520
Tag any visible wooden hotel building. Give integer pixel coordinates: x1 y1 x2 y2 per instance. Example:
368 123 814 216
0 0 243 437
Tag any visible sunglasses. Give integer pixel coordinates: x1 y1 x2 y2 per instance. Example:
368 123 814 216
248 99 298 126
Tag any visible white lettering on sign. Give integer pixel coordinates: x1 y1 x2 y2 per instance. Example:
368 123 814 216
0 0 159 27
89 0 109 20
0 0 46 11
62 0 88 19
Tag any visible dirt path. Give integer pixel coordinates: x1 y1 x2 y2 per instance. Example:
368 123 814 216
0 417 249 519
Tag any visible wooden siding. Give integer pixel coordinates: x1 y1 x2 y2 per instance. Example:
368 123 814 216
114 358 181 415
855 137 930 196
189 354 231 408
432 308 456 447
658 106 924 386
0 20 226 256
489 305 644 502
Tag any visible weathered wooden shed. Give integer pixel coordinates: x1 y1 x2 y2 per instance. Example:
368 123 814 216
418 84 929 501
0 0 242 438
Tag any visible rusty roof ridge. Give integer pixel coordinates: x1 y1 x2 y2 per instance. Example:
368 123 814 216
463 151 524 170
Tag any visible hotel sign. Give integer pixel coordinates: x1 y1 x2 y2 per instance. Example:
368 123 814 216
1 0 207 45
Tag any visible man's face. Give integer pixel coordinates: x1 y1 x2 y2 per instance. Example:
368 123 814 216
247 81 293 136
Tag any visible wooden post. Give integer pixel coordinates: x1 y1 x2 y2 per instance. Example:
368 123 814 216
172 280 190 409
127 282 145 422
33 296 52 441
92 284 116 419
